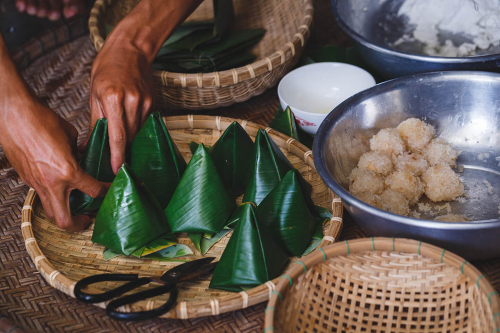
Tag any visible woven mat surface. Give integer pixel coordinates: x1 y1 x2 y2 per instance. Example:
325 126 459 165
1 0 499 332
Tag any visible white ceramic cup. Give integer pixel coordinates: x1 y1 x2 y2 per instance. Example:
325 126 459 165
278 62 376 135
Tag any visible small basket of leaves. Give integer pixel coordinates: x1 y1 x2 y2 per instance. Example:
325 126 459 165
89 0 313 110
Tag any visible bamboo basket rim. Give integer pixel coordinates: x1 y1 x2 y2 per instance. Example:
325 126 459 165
264 237 500 332
21 115 344 320
88 0 313 88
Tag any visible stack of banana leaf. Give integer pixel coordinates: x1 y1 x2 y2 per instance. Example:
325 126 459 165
106 0 265 73
72 113 331 290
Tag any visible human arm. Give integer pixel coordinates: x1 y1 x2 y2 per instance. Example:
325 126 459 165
87 0 203 174
0 34 108 232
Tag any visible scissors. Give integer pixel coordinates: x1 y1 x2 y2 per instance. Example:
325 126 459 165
74 257 216 321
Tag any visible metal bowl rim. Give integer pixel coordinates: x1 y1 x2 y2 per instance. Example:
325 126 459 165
313 70 500 230
331 0 500 63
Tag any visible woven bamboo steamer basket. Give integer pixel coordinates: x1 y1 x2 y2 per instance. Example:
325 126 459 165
264 238 500 333
20 115 343 319
88 0 313 110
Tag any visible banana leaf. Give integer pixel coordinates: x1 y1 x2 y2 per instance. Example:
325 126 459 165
92 164 171 256
209 203 289 292
157 30 265 61
70 119 114 215
188 227 232 255
189 142 211 154
209 121 254 197
242 129 310 205
301 207 332 256
269 105 314 149
212 0 234 40
145 244 193 261
153 52 256 73
257 169 319 257
165 144 235 233
103 244 193 262
130 233 178 258
129 112 187 209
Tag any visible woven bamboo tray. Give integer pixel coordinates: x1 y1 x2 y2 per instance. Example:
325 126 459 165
89 0 313 110
265 238 500 333
20 115 343 320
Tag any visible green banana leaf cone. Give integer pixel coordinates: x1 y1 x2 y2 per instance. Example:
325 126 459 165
269 105 314 149
209 203 288 292
209 121 254 197
70 118 114 215
269 105 300 141
257 169 319 257
242 129 310 205
165 144 235 233
92 163 172 256
129 112 187 209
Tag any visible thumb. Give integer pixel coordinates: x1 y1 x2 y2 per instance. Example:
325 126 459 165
72 166 111 200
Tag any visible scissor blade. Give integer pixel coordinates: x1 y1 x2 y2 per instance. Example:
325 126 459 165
161 257 215 282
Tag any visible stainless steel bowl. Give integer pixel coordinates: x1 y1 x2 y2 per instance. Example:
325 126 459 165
313 71 500 260
331 0 500 79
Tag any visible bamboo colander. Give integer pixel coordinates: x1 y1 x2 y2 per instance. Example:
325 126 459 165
264 238 500 333
88 0 313 110
20 115 343 319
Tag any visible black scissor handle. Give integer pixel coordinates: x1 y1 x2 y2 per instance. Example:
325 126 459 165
74 273 151 304
106 283 178 321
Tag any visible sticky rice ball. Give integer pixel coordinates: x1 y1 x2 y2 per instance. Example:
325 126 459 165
392 152 429 177
397 118 435 152
379 189 410 216
434 214 469 222
385 170 424 205
370 128 406 155
349 168 385 196
354 191 383 210
423 138 461 167
422 164 465 202
358 151 393 176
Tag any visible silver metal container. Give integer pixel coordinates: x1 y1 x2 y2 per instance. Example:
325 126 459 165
332 0 500 79
313 71 500 260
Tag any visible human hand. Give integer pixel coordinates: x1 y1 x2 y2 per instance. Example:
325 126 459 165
15 0 85 21
86 37 154 175
0 94 109 232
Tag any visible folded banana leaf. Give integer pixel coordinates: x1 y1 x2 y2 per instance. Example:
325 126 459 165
242 129 310 205
165 144 235 233
129 112 187 209
270 105 314 149
301 206 332 256
92 164 171 256
156 0 235 54
188 227 231 255
209 203 289 292
257 169 319 256
145 244 193 261
103 243 193 262
212 0 234 40
209 121 254 197
69 119 114 215
130 233 178 258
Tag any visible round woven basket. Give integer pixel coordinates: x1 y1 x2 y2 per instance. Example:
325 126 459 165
264 237 500 332
88 0 313 110
20 115 343 319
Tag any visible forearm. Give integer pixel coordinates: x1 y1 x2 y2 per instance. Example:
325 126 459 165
0 35 36 142
106 0 203 63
